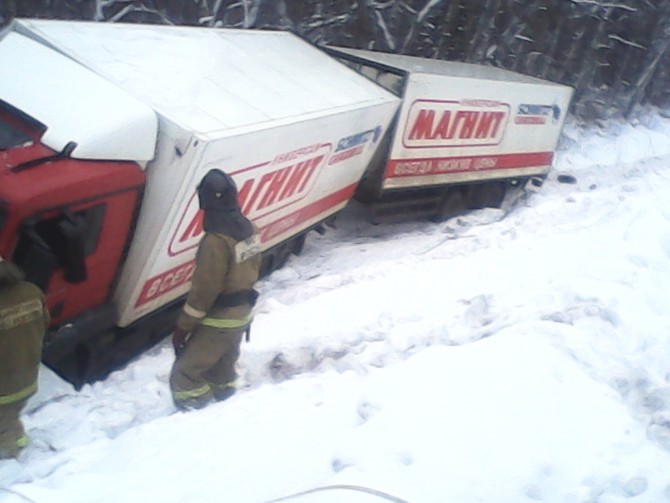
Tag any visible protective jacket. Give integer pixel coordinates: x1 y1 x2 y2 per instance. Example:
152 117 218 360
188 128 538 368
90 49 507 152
176 231 261 333
0 270 50 406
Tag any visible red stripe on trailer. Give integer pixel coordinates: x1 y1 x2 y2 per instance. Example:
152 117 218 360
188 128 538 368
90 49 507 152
385 151 553 178
257 183 357 242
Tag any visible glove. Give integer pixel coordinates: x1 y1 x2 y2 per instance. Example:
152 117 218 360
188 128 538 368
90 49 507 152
172 327 190 356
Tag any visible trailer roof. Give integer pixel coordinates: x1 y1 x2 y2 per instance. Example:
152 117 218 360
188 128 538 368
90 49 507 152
328 46 567 87
12 20 396 138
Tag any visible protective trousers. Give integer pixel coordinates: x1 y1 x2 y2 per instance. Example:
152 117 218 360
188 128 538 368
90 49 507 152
0 400 28 459
170 325 244 410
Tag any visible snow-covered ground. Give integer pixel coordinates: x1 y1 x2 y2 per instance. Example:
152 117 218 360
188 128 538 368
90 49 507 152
3 109 670 502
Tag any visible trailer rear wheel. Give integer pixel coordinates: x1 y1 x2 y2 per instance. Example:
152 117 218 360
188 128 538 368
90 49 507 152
260 233 308 278
43 332 113 390
464 181 507 209
433 188 467 222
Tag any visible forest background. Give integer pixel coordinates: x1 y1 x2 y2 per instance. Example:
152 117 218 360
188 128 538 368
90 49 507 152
1 0 669 122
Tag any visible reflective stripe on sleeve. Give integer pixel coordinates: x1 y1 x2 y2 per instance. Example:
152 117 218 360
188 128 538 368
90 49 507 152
0 381 37 405
183 303 207 319
200 313 253 329
0 299 43 330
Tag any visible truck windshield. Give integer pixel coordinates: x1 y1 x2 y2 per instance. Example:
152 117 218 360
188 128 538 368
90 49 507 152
0 116 32 150
0 100 44 150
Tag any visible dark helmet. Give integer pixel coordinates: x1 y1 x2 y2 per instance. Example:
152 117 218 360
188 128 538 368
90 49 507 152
197 169 239 212
197 169 253 239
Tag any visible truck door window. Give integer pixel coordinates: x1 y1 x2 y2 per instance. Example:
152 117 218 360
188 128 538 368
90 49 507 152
13 204 106 290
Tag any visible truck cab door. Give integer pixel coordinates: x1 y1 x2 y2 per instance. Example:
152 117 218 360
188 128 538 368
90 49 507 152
12 188 139 327
16 208 95 290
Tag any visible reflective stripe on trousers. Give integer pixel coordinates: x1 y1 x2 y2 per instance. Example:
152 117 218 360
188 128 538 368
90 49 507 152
200 313 253 329
172 381 236 401
0 381 37 406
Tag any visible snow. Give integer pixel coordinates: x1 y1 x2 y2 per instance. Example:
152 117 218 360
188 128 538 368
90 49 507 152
3 109 670 502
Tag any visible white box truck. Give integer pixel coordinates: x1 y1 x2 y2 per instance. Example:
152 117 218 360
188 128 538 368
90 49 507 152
324 46 574 219
0 20 573 387
0 19 400 386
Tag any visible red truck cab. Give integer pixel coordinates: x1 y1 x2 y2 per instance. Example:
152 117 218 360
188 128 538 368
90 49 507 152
0 31 158 385
0 101 145 326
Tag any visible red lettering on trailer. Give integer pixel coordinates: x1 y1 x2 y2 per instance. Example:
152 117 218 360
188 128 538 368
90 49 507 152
239 155 324 216
272 144 323 164
387 151 553 178
258 183 357 242
135 260 197 307
408 109 504 142
178 209 204 244
168 193 202 257
233 143 331 221
515 116 547 125
475 112 505 138
328 144 364 165
168 143 332 257
403 100 509 148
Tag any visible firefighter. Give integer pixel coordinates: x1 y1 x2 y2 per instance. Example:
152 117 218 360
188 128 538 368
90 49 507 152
170 169 262 411
0 255 50 459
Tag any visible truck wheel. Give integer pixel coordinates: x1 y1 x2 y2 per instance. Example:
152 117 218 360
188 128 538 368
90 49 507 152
290 234 307 255
44 339 100 390
466 181 507 209
260 234 307 277
433 188 467 222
